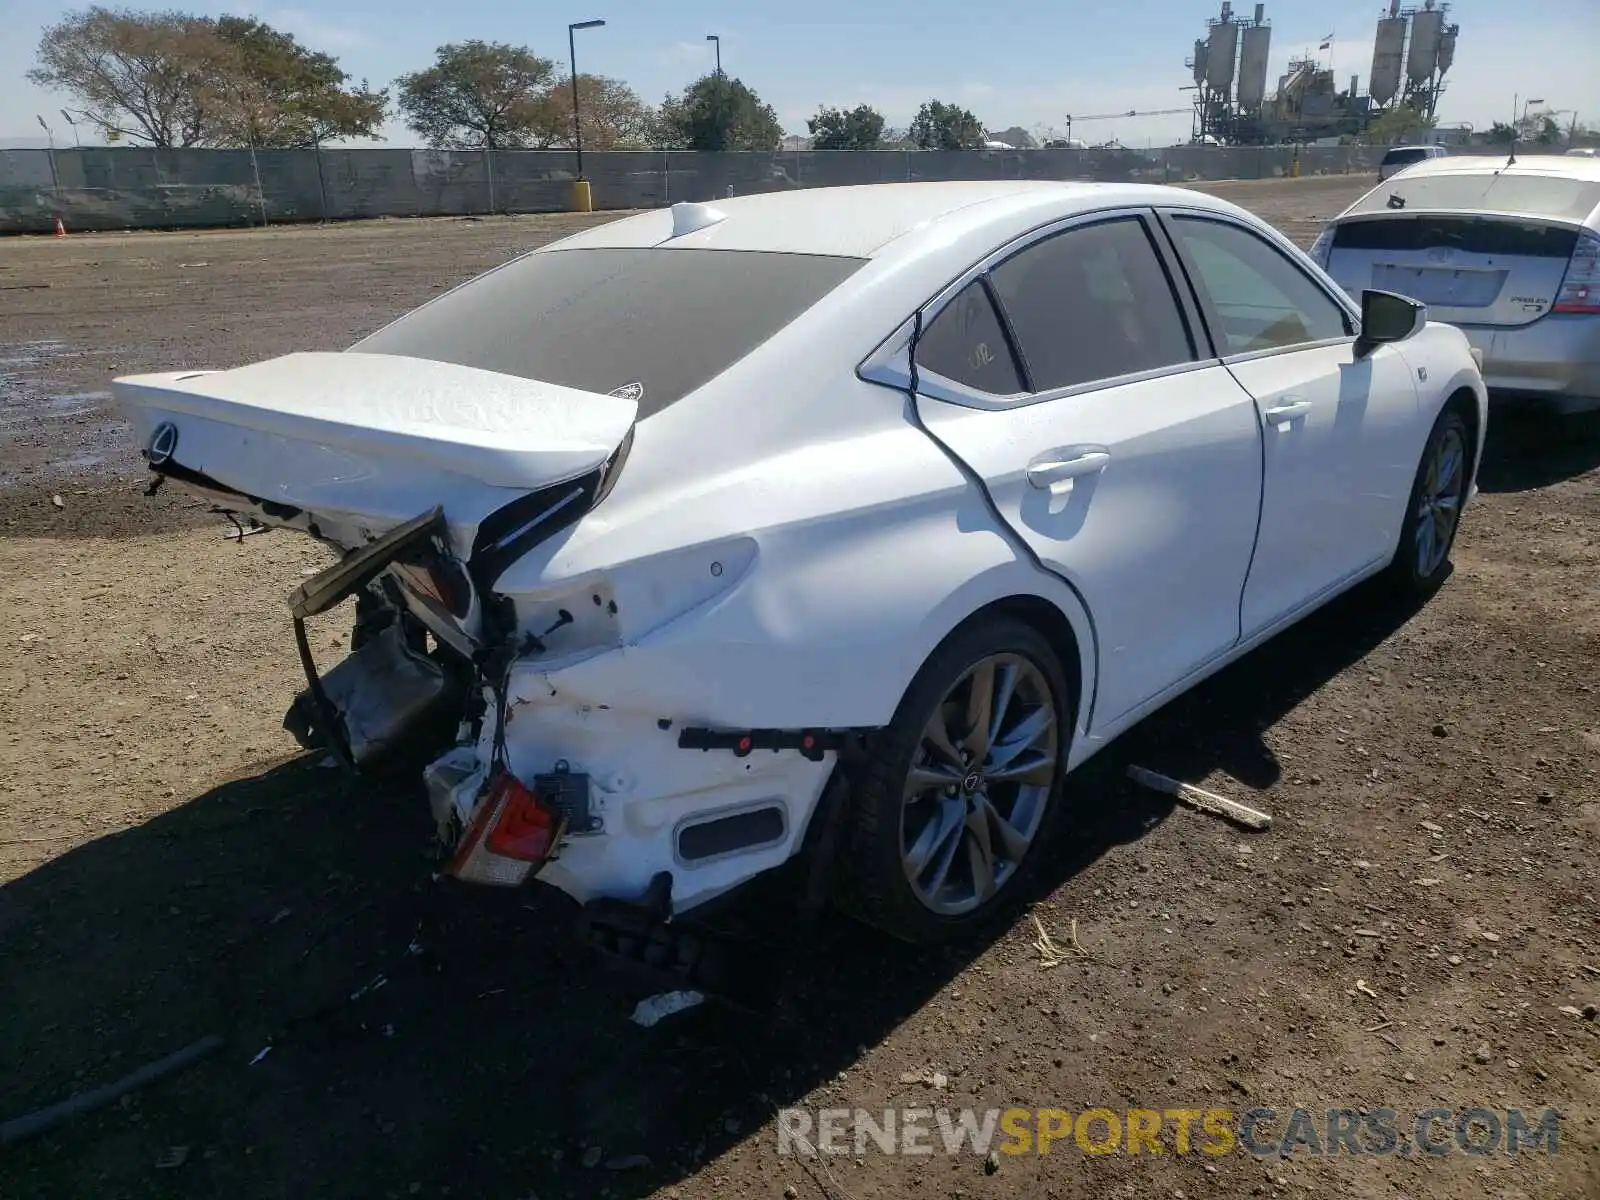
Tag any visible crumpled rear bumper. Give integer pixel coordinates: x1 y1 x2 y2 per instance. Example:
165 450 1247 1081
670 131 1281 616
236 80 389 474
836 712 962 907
437 657 836 914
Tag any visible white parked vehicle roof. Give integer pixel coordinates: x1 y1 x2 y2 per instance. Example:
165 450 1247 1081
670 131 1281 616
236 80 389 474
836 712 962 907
548 181 1253 259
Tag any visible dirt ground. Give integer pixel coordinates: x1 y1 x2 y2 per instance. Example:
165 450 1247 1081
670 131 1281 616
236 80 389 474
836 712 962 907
1 178 1597 1200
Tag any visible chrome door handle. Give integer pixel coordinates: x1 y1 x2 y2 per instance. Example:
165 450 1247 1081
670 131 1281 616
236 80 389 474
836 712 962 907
1026 449 1110 494
1264 399 1313 424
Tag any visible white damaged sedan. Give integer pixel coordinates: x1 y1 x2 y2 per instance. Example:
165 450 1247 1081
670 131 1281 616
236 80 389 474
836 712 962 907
114 182 1487 945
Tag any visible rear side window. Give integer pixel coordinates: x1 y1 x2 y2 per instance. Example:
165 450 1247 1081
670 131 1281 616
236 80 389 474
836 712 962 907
916 279 1025 395
989 217 1195 390
1170 216 1351 353
353 247 865 419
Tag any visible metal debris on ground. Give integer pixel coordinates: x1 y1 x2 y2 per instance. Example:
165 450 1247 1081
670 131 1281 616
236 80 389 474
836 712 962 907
248 1044 272 1066
349 973 388 1002
1126 765 1273 831
629 989 706 1027
1031 914 1088 968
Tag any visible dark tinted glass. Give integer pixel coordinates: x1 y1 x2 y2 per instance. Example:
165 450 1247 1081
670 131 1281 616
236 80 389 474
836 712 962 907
1382 148 1433 167
1171 216 1350 352
353 247 866 419
916 279 1024 395
1333 216 1579 259
989 217 1194 390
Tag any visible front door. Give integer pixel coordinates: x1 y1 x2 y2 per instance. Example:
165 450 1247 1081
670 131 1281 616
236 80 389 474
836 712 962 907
1161 211 1421 636
910 212 1264 730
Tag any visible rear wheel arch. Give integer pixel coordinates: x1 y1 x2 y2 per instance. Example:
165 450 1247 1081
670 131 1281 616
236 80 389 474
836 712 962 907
1442 385 1482 482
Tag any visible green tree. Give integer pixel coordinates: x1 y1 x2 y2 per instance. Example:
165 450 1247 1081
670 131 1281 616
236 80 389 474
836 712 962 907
807 103 886 150
529 74 655 150
1365 105 1435 145
1484 121 1518 144
659 74 782 151
28 6 231 146
909 99 985 150
210 17 386 148
397 41 556 149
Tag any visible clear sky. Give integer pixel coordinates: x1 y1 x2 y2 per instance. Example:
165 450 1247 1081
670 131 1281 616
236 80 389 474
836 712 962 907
1 0 1596 147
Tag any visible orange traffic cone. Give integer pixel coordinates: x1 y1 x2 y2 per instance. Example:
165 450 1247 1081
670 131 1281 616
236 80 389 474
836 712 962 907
53 217 66 238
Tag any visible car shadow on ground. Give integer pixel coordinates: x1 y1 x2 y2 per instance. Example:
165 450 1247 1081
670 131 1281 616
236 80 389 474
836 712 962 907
0 581 1424 1199
1475 408 1600 493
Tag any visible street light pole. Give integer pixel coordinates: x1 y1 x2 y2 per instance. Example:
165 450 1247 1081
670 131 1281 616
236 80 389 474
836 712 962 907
569 18 606 181
706 33 721 77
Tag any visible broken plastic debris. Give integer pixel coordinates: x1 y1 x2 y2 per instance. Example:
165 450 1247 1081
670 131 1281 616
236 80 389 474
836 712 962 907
629 990 706 1027
248 1045 273 1065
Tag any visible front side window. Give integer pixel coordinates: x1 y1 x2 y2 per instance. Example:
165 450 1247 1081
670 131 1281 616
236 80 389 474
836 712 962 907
989 217 1195 391
1170 216 1351 354
915 279 1025 395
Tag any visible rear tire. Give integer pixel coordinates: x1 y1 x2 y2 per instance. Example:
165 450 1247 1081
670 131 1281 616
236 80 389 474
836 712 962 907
1387 405 1470 597
838 615 1072 945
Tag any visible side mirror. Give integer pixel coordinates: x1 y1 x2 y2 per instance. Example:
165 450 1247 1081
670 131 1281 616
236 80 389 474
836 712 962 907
1356 289 1426 354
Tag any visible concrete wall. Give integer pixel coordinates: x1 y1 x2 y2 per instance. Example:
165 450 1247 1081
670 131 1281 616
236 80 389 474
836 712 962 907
0 144 1563 234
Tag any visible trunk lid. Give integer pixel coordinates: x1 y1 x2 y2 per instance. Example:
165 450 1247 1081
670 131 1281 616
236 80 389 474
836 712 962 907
112 351 638 556
1325 215 1580 328
114 351 637 652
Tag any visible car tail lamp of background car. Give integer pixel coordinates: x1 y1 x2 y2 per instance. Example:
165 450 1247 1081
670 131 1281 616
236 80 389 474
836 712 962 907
444 771 565 886
1553 229 1600 314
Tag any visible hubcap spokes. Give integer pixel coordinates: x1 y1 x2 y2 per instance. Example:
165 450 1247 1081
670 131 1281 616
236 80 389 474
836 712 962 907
1415 426 1465 577
900 654 1060 916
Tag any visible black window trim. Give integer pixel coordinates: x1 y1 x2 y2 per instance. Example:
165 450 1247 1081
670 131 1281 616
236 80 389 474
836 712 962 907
861 206 1223 412
1152 206 1361 366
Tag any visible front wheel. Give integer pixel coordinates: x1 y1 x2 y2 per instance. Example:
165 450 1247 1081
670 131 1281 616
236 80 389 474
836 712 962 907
1388 405 1471 596
838 615 1072 944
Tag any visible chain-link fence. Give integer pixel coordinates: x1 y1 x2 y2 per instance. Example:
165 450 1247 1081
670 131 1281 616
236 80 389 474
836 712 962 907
0 143 1571 234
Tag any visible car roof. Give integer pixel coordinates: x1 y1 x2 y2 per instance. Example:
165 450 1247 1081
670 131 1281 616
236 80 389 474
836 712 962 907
542 181 1250 259
1383 153 1600 182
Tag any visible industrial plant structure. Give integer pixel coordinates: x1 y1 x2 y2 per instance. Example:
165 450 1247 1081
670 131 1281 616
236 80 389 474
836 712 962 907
1185 0 1459 145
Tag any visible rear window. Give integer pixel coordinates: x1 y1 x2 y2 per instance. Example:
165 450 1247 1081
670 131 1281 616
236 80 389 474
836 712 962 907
1382 148 1435 167
1332 216 1580 258
1351 171 1600 223
353 247 866 418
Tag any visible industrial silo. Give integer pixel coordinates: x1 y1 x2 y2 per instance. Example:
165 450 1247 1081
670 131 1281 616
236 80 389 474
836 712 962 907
1193 39 1209 85
1369 15 1407 105
1436 25 1458 75
1237 20 1272 110
1408 5 1445 85
1206 17 1239 94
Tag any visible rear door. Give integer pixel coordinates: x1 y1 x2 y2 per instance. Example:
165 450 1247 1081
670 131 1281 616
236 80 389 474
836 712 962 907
1324 214 1581 327
908 211 1265 730
1159 210 1422 636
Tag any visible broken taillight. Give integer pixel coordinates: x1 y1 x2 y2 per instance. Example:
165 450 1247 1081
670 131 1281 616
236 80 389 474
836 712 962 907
445 771 565 887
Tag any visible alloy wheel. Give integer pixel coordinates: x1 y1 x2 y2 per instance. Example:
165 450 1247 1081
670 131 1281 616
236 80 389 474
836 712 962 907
1416 423 1466 578
899 653 1060 916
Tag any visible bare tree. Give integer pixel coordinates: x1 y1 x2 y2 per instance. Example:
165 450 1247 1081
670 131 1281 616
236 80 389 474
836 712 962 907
29 6 231 147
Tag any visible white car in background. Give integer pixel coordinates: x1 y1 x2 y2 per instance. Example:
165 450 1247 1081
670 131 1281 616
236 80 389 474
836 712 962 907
1312 154 1600 414
113 182 1487 946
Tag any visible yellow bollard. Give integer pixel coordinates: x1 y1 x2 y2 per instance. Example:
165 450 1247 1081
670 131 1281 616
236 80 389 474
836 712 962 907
571 179 593 213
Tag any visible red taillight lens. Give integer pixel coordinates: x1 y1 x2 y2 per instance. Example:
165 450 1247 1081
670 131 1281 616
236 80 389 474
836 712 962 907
1553 229 1600 314
445 772 565 887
